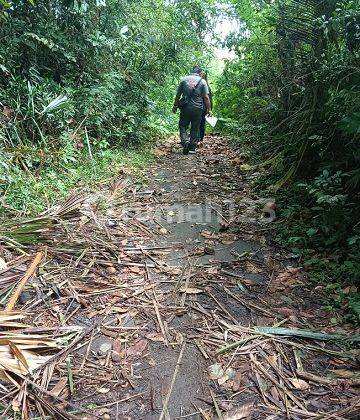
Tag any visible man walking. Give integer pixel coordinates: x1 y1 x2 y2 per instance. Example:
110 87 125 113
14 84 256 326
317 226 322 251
199 70 213 145
173 66 211 155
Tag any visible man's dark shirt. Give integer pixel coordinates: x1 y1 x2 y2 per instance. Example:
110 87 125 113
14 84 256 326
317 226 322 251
176 73 209 109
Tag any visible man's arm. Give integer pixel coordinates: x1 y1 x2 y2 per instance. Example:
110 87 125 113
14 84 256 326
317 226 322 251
203 94 211 115
201 80 211 115
173 92 181 113
173 81 182 113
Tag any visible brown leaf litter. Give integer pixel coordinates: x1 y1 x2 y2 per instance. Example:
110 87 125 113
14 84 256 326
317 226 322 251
0 135 359 419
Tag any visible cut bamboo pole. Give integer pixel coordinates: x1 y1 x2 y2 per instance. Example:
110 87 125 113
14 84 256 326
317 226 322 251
5 251 43 312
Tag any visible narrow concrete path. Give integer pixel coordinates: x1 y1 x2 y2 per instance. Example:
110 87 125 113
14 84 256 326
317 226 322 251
106 135 268 419
80 136 357 419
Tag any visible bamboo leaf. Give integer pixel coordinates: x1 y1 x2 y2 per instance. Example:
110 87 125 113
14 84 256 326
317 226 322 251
254 326 360 342
8 341 30 372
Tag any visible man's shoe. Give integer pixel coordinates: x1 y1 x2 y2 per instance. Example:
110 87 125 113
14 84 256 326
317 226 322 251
183 141 190 155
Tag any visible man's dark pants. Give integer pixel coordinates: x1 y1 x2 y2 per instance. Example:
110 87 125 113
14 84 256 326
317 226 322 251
179 105 203 151
199 110 206 142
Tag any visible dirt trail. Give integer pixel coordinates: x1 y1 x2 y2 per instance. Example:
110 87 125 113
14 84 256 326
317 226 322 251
1 136 358 419
83 136 357 419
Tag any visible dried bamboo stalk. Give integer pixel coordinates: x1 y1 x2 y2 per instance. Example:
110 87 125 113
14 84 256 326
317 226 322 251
5 252 43 312
159 339 186 420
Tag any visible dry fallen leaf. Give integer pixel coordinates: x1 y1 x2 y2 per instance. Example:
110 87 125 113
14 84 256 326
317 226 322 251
201 230 218 240
330 369 360 379
269 267 302 292
0 257 7 270
160 265 181 275
111 307 128 314
146 332 165 342
127 339 148 356
218 367 236 385
289 377 309 390
270 386 280 402
179 287 204 294
128 266 142 274
153 147 169 157
106 266 117 274
50 377 68 397
97 408 111 417
112 340 122 362
268 354 278 366
232 371 243 392
98 387 110 394
245 261 263 274
276 307 296 318
223 402 254 420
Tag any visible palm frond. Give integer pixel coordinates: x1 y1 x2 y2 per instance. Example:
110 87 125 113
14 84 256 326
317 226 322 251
40 95 68 115
0 194 87 247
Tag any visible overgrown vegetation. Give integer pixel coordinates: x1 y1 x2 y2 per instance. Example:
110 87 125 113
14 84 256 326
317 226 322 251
0 0 215 214
217 0 360 321
1 0 359 321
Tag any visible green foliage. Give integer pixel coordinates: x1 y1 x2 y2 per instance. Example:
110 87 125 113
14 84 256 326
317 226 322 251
1 140 155 215
0 0 214 213
0 0 210 148
217 0 360 321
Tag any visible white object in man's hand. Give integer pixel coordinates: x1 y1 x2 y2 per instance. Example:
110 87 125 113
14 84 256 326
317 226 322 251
205 115 218 128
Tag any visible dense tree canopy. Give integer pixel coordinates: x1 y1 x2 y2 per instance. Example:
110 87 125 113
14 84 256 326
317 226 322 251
0 0 217 211
216 0 360 318
0 0 215 146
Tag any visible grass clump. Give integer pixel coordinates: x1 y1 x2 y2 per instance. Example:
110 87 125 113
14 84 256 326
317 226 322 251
1 142 155 216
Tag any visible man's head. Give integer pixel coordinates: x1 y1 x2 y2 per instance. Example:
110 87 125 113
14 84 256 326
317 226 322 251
200 70 208 80
191 65 202 75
